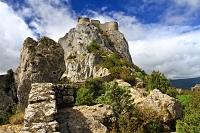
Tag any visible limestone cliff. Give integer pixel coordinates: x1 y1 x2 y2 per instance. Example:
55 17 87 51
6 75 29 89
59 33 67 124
15 37 65 109
58 20 132 82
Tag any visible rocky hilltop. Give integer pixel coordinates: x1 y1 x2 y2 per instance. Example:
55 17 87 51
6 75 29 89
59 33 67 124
59 17 132 82
0 17 183 133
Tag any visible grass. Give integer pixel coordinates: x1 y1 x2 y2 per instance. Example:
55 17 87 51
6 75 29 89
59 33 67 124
9 111 24 125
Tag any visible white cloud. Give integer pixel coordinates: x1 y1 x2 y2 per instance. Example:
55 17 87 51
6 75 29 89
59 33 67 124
175 0 200 9
129 25 200 79
0 1 35 74
1 0 200 79
17 0 77 41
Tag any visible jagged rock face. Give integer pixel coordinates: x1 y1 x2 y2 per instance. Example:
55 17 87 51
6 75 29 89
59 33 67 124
58 22 132 82
15 36 65 109
106 30 132 63
62 53 104 82
56 104 116 133
21 83 58 133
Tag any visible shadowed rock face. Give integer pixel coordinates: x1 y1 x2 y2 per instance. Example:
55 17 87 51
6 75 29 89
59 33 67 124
15 36 66 109
56 104 116 133
0 70 17 121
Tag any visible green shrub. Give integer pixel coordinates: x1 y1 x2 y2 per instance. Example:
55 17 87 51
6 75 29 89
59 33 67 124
75 78 104 106
98 28 103 34
136 72 144 81
101 53 120 69
96 81 134 114
75 87 94 105
176 92 200 133
59 77 70 84
136 107 163 133
0 113 10 126
109 66 122 79
176 94 192 109
87 40 100 53
120 67 136 86
166 87 178 98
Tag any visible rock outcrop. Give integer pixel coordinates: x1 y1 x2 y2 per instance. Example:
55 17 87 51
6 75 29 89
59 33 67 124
58 21 132 82
191 84 200 91
137 89 183 122
15 36 65 109
135 89 183 131
56 104 116 133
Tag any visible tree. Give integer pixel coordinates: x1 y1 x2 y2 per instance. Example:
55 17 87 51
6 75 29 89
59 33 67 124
95 81 137 132
145 70 171 93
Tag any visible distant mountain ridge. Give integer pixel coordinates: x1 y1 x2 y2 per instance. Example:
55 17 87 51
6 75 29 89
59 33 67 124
171 77 200 90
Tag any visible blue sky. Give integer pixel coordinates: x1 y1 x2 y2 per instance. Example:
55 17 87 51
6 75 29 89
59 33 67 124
1 0 200 79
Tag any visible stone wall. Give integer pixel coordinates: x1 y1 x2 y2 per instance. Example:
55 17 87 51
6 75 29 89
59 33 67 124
77 17 118 31
53 84 80 108
100 22 118 31
21 83 79 132
91 20 100 27
20 83 58 133
78 17 90 24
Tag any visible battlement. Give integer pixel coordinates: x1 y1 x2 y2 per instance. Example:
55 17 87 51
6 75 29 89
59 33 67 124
78 17 118 31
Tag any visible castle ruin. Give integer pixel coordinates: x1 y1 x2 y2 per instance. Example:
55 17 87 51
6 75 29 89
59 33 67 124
78 17 118 31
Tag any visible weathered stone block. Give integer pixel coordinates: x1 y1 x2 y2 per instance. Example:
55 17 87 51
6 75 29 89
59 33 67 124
67 89 74 96
63 96 74 104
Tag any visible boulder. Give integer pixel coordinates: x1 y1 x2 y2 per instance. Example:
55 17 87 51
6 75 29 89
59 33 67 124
137 89 183 122
115 79 132 88
135 89 183 131
135 77 144 88
191 84 200 91
94 67 113 82
56 104 117 133
15 36 65 109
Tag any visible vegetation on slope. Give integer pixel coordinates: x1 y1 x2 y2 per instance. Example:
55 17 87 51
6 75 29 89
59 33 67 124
145 70 178 98
75 78 164 133
176 91 200 133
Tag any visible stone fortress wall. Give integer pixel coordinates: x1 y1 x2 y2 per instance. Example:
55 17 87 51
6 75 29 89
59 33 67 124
78 17 118 31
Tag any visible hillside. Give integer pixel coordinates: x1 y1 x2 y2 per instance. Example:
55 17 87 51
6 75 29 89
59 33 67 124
0 17 183 133
171 77 200 90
